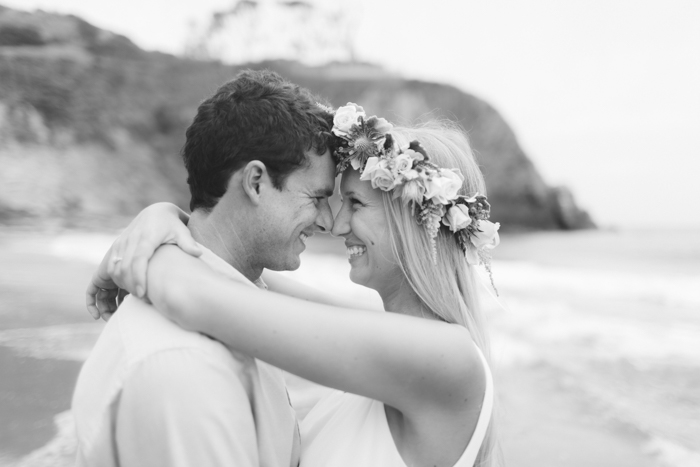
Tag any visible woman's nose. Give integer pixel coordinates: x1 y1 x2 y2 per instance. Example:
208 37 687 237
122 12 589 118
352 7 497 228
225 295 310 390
331 205 350 237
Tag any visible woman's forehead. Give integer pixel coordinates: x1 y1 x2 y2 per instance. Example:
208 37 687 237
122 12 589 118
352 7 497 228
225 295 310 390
340 169 372 195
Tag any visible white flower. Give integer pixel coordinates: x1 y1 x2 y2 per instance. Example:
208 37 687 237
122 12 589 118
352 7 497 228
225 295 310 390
464 193 479 203
391 154 413 176
359 157 380 180
402 148 425 162
465 247 480 266
368 162 397 192
398 179 426 205
368 116 393 135
470 220 500 250
443 204 472 232
417 168 432 182
333 103 366 136
360 158 396 191
424 169 463 205
402 169 419 181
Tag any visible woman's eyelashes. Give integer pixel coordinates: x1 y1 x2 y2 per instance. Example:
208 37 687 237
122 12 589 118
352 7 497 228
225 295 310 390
349 197 363 209
339 194 365 212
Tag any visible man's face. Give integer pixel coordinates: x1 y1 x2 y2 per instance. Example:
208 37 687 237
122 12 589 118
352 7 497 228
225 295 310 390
258 149 336 271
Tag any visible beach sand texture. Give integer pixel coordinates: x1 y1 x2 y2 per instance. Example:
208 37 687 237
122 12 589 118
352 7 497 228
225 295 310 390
0 229 698 466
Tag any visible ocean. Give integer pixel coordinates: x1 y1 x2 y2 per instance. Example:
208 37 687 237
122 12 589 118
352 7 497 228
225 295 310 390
0 228 698 466
488 230 700 466
283 228 700 466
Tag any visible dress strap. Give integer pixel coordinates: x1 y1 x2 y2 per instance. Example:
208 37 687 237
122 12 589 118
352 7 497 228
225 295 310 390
454 344 494 467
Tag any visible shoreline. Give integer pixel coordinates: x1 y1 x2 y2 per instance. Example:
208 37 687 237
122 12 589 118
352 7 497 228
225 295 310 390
1 229 698 466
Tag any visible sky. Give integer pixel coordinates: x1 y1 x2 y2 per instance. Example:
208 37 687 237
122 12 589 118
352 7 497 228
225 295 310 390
4 0 700 229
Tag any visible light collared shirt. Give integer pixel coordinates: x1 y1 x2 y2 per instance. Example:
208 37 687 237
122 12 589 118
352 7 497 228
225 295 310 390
72 245 300 467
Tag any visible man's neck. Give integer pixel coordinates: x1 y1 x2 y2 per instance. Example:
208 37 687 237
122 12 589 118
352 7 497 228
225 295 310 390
188 209 262 283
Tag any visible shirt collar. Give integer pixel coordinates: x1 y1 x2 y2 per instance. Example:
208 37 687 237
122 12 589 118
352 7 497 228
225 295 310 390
195 242 267 290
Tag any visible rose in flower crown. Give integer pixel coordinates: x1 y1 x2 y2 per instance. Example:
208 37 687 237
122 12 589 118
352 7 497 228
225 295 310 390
330 103 500 288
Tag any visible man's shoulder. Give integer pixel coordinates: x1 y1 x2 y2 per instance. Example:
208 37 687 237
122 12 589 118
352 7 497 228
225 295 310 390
95 296 253 377
73 296 258 422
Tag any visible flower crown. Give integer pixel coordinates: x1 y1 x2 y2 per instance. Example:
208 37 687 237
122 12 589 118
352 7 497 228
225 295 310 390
330 103 500 286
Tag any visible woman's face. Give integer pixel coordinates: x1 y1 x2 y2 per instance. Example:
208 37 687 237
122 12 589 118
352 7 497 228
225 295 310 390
331 169 403 293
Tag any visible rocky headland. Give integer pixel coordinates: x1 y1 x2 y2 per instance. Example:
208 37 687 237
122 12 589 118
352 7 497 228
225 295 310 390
0 4 594 231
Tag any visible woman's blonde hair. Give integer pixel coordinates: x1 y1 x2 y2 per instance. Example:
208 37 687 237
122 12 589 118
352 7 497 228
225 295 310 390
383 122 500 467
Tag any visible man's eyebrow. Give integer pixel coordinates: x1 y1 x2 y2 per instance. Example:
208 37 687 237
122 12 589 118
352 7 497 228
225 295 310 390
312 187 335 197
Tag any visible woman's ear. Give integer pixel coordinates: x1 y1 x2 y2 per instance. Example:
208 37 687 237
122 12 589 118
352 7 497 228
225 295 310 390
240 160 270 205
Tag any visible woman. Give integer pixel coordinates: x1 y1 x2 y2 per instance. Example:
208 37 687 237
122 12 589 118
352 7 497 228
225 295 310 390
90 108 501 467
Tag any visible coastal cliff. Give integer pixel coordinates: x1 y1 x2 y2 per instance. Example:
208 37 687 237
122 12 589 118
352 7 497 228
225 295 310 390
0 5 594 230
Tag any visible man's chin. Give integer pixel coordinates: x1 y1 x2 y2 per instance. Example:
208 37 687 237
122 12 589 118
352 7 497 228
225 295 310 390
286 257 301 271
269 254 302 272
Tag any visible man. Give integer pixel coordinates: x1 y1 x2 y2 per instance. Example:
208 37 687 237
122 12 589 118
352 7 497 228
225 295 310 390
72 70 336 467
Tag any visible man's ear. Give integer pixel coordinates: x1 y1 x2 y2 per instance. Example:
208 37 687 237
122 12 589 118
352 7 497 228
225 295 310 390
240 160 270 205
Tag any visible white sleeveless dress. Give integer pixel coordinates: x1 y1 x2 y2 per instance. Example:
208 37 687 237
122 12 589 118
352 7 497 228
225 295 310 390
299 347 493 467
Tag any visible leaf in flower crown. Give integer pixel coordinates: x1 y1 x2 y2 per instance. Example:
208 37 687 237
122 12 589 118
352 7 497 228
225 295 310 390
416 200 445 263
478 248 498 296
365 115 393 135
335 157 350 176
414 159 439 173
315 102 335 114
456 229 470 255
408 141 429 161
383 133 395 152
463 195 491 221
334 146 356 175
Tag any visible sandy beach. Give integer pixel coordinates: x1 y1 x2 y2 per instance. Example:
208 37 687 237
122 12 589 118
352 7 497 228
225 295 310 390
0 228 698 466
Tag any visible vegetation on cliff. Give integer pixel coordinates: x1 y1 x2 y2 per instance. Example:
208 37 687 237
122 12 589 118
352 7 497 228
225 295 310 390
0 5 594 230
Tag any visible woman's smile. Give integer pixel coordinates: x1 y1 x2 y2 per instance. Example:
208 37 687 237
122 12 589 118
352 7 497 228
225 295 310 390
332 169 400 290
345 244 367 261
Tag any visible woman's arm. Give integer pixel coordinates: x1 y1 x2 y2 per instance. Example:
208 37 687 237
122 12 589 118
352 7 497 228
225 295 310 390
148 245 481 416
86 202 201 320
261 271 367 308
86 204 345 319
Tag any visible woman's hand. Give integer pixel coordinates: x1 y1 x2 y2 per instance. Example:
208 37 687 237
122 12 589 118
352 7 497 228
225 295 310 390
85 202 202 321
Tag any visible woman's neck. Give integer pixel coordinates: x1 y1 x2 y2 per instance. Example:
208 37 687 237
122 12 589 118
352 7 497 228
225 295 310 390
378 281 437 321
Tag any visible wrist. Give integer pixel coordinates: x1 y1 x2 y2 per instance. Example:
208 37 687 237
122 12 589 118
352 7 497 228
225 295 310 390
159 202 191 225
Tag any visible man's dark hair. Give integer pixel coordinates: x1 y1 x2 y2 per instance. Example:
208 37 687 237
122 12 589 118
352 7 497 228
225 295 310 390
182 69 335 211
